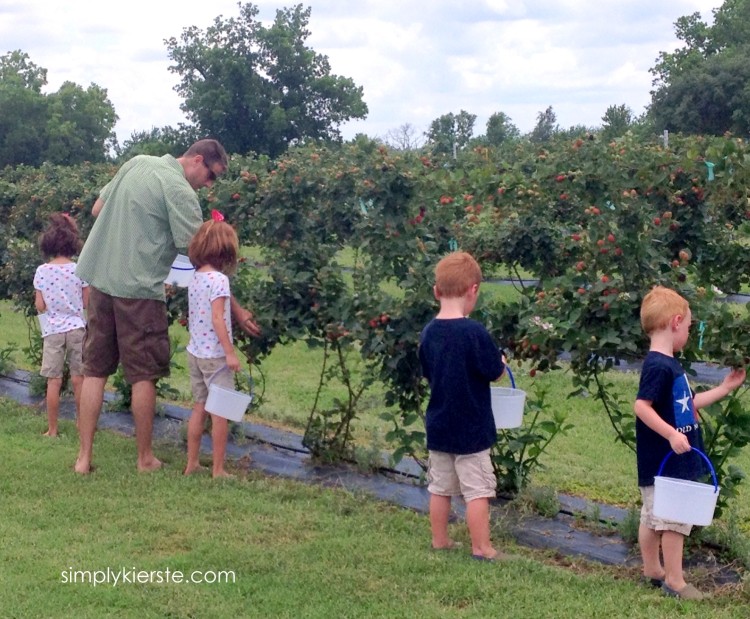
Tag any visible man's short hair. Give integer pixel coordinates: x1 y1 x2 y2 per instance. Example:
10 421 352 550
184 139 228 170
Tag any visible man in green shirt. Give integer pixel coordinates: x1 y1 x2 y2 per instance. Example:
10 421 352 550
74 139 260 474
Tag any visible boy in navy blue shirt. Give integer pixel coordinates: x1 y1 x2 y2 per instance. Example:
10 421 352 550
419 251 505 560
635 286 745 600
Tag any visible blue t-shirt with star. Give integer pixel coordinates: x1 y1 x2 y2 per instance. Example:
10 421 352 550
635 351 706 486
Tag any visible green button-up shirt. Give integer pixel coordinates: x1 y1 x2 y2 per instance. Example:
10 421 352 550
77 154 203 301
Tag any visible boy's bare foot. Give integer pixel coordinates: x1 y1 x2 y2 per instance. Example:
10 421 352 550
137 456 163 472
643 570 665 588
432 540 462 550
661 583 708 600
212 470 235 479
43 429 58 437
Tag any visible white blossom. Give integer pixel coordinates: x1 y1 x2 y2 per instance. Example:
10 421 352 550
531 315 555 332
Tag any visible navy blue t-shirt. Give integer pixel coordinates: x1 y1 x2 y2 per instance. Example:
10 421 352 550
636 351 706 486
419 318 504 455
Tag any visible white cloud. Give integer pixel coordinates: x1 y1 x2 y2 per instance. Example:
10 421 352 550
0 0 726 145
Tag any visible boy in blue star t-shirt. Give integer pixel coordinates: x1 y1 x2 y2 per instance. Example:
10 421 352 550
634 286 745 600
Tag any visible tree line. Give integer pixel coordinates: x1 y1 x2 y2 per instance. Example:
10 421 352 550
1 0 748 168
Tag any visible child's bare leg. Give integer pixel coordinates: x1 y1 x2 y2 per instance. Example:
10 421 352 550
184 403 207 475
662 530 687 592
430 493 455 549
638 523 665 581
71 374 83 428
44 377 62 436
209 414 232 478
466 497 497 559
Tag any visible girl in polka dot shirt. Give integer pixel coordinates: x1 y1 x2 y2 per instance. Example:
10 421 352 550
184 219 241 478
33 213 89 437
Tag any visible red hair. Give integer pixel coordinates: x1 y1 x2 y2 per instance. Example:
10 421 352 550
434 251 482 298
188 220 239 275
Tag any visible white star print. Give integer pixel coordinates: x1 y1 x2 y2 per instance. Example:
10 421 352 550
676 391 691 413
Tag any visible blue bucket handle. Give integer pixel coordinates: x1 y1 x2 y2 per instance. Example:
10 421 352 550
504 364 516 389
656 447 718 493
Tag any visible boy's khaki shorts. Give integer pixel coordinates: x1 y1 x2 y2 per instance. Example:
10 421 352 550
41 328 85 378
427 449 496 502
187 353 233 403
639 485 692 536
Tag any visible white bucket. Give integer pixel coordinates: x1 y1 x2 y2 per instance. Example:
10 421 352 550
205 384 252 422
652 448 719 526
204 366 254 422
165 254 194 287
491 366 526 429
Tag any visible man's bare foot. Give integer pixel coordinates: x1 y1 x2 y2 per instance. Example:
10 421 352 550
74 458 93 474
137 456 163 472
212 470 234 479
43 429 58 437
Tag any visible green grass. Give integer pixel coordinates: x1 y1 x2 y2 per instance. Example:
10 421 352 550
2 402 749 618
0 302 33 364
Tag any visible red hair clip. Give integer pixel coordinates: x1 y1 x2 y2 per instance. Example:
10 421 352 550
211 209 225 222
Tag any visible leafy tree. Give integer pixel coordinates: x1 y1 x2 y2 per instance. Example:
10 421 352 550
649 0 750 135
650 13 713 91
528 106 558 143
45 82 117 165
0 51 48 167
0 51 117 167
483 111 520 147
425 110 476 157
0 50 47 91
165 2 368 157
601 104 634 141
0 82 47 168
710 0 750 50
556 124 593 141
651 52 750 135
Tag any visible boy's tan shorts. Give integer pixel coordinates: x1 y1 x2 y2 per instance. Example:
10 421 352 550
427 449 496 502
639 485 692 536
41 328 85 378
187 353 233 403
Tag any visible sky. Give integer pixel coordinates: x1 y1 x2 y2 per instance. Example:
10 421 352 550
0 0 725 147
